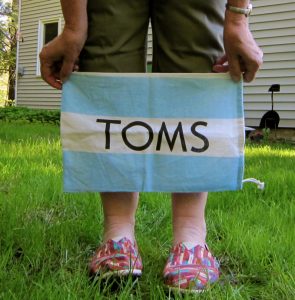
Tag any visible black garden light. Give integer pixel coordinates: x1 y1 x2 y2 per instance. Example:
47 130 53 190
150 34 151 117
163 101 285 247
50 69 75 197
259 84 280 129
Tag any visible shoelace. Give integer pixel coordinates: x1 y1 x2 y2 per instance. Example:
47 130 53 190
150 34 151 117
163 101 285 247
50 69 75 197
242 178 265 190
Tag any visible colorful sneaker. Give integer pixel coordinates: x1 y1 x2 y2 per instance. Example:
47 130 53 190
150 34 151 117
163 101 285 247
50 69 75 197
163 243 219 293
89 237 143 278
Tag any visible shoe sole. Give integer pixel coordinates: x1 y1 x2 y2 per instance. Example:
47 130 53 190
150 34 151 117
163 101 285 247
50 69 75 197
100 269 142 279
89 268 142 280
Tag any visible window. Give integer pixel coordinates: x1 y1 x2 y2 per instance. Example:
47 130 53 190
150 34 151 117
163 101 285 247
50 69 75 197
36 18 61 76
43 22 59 45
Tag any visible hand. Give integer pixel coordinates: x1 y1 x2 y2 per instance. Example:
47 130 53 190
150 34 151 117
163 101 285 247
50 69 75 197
39 27 87 90
213 12 263 83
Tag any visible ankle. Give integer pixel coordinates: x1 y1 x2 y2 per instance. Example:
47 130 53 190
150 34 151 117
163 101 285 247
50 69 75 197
173 218 207 247
103 218 135 243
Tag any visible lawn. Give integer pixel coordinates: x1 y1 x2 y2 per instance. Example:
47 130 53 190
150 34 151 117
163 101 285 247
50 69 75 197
0 122 294 299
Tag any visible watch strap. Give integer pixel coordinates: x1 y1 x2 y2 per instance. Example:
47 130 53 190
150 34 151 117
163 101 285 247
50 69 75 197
226 3 253 17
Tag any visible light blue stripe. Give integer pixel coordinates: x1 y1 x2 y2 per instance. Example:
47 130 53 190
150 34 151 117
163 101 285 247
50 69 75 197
62 73 243 120
63 151 244 192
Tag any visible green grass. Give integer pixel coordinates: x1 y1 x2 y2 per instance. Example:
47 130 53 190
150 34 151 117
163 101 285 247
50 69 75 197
0 122 294 299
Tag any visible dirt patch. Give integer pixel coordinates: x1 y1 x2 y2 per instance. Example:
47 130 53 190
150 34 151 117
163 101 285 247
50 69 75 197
270 128 295 142
248 128 295 143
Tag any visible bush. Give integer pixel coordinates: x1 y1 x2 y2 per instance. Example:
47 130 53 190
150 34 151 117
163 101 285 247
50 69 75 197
0 107 60 124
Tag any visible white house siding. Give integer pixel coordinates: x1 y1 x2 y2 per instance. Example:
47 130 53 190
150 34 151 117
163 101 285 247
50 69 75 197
16 0 63 109
244 0 295 128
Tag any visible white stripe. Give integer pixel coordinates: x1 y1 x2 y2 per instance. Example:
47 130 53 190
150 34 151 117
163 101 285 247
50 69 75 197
61 112 244 158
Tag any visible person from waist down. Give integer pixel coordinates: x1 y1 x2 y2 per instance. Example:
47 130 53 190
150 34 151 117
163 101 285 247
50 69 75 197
40 0 262 293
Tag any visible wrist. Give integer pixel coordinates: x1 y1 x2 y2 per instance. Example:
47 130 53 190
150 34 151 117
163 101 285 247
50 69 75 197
63 23 88 37
226 1 250 8
225 9 249 25
61 26 88 49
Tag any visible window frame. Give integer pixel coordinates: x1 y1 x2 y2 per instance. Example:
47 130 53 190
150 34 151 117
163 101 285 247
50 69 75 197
36 18 62 77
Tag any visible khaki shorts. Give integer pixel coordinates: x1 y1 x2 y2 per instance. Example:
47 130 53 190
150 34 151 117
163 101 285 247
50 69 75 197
80 0 226 73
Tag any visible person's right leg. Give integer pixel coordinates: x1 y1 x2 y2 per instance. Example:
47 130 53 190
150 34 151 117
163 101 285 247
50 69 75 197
80 0 150 277
102 192 139 243
80 0 150 73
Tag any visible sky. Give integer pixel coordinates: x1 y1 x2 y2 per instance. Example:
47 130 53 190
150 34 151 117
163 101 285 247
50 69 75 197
0 0 12 21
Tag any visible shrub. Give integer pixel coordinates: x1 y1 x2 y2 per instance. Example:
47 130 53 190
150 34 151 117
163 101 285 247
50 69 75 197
0 107 60 124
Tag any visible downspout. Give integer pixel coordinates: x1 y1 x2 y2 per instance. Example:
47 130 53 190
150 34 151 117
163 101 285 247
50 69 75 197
15 0 22 106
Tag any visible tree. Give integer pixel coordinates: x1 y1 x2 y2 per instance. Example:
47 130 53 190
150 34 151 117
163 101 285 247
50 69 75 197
0 0 17 104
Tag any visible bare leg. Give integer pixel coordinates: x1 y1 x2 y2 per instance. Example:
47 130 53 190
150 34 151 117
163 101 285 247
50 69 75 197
101 192 139 243
172 192 207 246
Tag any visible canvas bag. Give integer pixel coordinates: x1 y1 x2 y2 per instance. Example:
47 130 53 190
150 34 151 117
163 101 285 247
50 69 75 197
61 72 246 192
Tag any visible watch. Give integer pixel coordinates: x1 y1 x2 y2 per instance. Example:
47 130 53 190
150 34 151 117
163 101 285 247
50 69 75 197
226 3 253 17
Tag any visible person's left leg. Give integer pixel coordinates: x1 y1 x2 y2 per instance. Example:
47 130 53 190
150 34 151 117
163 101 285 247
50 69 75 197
172 192 207 247
152 0 225 291
151 0 225 247
164 192 219 292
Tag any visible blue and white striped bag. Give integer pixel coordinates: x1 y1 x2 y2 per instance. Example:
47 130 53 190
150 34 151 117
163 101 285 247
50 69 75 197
61 73 247 192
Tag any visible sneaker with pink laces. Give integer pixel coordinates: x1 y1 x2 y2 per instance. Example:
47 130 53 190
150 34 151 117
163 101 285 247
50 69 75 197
163 242 219 293
89 237 143 278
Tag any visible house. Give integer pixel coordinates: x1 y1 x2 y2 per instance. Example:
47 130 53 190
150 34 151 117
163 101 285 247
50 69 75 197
16 0 295 128
244 0 295 128
15 0 63 108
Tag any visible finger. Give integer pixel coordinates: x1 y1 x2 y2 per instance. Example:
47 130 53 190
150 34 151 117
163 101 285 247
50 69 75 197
51 79 63 90
73 57 80 72
212 54 229 73
43 74 62 90
39 48 62 89
214 55 228 65
73 64 79 72
243 65 258 83
239 58 247 73
243 53 263 83
212 64 229 73
228 55 242 82
52 69 62 82
60 59 75 83
40 62 62 90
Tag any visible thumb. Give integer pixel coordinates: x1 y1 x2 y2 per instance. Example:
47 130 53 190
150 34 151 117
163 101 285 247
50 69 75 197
214 55 228 66
212 54 229 73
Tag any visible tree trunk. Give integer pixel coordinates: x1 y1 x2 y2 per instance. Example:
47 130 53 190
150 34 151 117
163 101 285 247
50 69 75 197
8 64 15 103
7 0 17 105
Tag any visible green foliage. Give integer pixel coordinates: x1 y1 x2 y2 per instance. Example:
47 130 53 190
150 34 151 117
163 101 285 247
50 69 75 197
0 0 17 74
0 0 18 101
262 127 271 142
0 96 14 106
0 107 60 124
0 84 7 102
